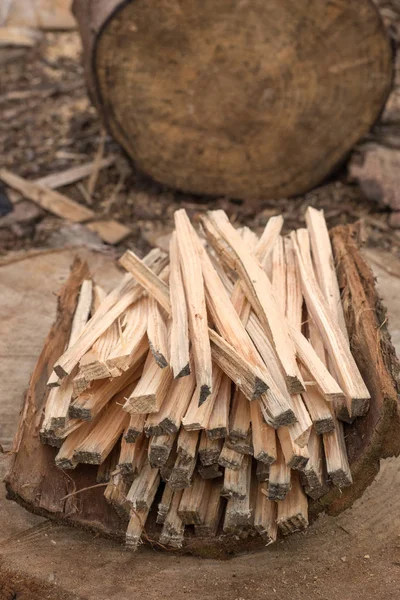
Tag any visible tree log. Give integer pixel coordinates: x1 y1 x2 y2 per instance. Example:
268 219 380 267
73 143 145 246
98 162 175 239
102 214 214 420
72 0 392 201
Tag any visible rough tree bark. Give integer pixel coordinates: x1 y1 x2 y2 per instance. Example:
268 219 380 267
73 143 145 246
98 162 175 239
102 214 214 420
72 0 392 202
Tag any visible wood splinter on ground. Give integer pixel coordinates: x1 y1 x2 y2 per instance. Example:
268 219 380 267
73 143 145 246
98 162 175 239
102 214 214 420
23 208 377 549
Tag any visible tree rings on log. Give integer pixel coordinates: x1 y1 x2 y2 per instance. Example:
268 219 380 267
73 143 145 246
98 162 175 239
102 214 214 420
75 0 392 200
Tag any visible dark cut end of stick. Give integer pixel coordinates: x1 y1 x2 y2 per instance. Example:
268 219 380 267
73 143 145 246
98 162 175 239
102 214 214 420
314 417 335 435
158 418 179 435
124 430 143 444
175 363 191 379
198 384 212 406
336 404 355 424
55 456 77 470
148 341 169 369
267 482 291 501
73 450 102 465
206 426 227 440
198 464 223 480
286 375 306 394
53 364 68 379
329 468 353 488
253 377 269 399
273 408 297 428
68 405 91 421
256 461 269 482
49 416 66 430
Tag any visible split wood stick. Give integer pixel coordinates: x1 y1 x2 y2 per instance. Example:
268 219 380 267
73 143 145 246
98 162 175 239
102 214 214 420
271 236 287 313
206 374 231 439
305 206 348 340
292 230 370 416
73 402 129 465
200 210 303 393
118 250 269 402
145 370 196 436
256 460 270 483
199 432 223 466
181 365 223 431
254 483 278 544
124 351 173 414
147 295 169 368
178 476 212 525
126 463 160 511
126 506 150 550
160 444 177 483
287 394 312 448
53 249 167 379
106 298 148 374
174 209 212 404
225 432 253 456
229 389 251 441
117 437 136 482
169 232 190 378
168 454 197 490
222 455 251 499
223 462 252 534
249 401 277 466
195 480 224 537
301 385 335 434
277 427 309 471
148 434 176 468
42 414 86 448
198 464 223 480
285 236 303 333
255 215 285 270
156 485 174 525
35 157 115 190
54 416 100 469
323 416 353 488
124 412 147 443
0 168 96 223
104 472 130 521
301 427 329 500
177 428 200 465
276 470 309 535
70 364 142 421
268 441 291 500
218 444 244 470
97 444 119 483
79 320 121 381
130 435 149 479
159 491 185 548
290 327 345 402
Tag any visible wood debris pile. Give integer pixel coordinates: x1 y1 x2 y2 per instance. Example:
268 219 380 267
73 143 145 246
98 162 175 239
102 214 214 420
41 207 370 549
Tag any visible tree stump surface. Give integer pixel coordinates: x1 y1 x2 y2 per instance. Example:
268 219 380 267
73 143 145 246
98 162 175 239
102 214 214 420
4 224 400 556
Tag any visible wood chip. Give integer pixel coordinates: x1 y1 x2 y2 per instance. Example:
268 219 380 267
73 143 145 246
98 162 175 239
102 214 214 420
86 220 131 245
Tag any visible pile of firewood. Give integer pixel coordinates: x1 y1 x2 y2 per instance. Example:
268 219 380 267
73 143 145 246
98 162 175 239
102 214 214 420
41 207 370 549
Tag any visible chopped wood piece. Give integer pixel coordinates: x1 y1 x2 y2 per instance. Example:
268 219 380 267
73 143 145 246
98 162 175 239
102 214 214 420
55 417 99 469
302 428 329 500
126 506 150 550
201 210 303 393
104 472 130 521
195 480 224 537
277 471 309 535
160 445 178 483
35 157 115 190
250 401 277 466
0 168 95 223
277 427 309 471
70 364 141 421
182 366 222 431
156 485 174 525
225 432 253 456
177 429 200 464
124 412 146 443
229 389 251 441
198 464 223 480
222 455 251 499
126 463 160 511
148 434 176 468
106 298 148 374
199 432 223 466
53 248 167 378
124 352 172 414
323 415 353 488
268 442 291 500
178 476 212 524
169 232 190 378
145 370 196 436
79 320 121 382
301 385 335 434
271 236 287 313
117 437 136 481
256 461 270 482
174 209 212 404
159 491 185 548
218 444 244 470
73 401 129 465
206 374 231 439
305 207 348 341
290 327 346 402
223 460 252 534
287 394 312 448
285 236 303 333
254 483 278 544
256 216 284 270
292 230 370 416
97 444 119 483
86 220 131 245
167 453 197 490
147 295 169 368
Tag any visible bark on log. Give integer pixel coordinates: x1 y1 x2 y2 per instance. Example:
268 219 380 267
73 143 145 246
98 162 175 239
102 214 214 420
72 0 392 201
5 224 400 555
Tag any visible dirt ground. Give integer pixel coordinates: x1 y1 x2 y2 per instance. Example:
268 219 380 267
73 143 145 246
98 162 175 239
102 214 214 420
1 30 400 600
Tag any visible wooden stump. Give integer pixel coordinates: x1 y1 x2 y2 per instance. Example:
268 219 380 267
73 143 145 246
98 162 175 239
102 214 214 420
5 224 400 555
73 0 392 201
